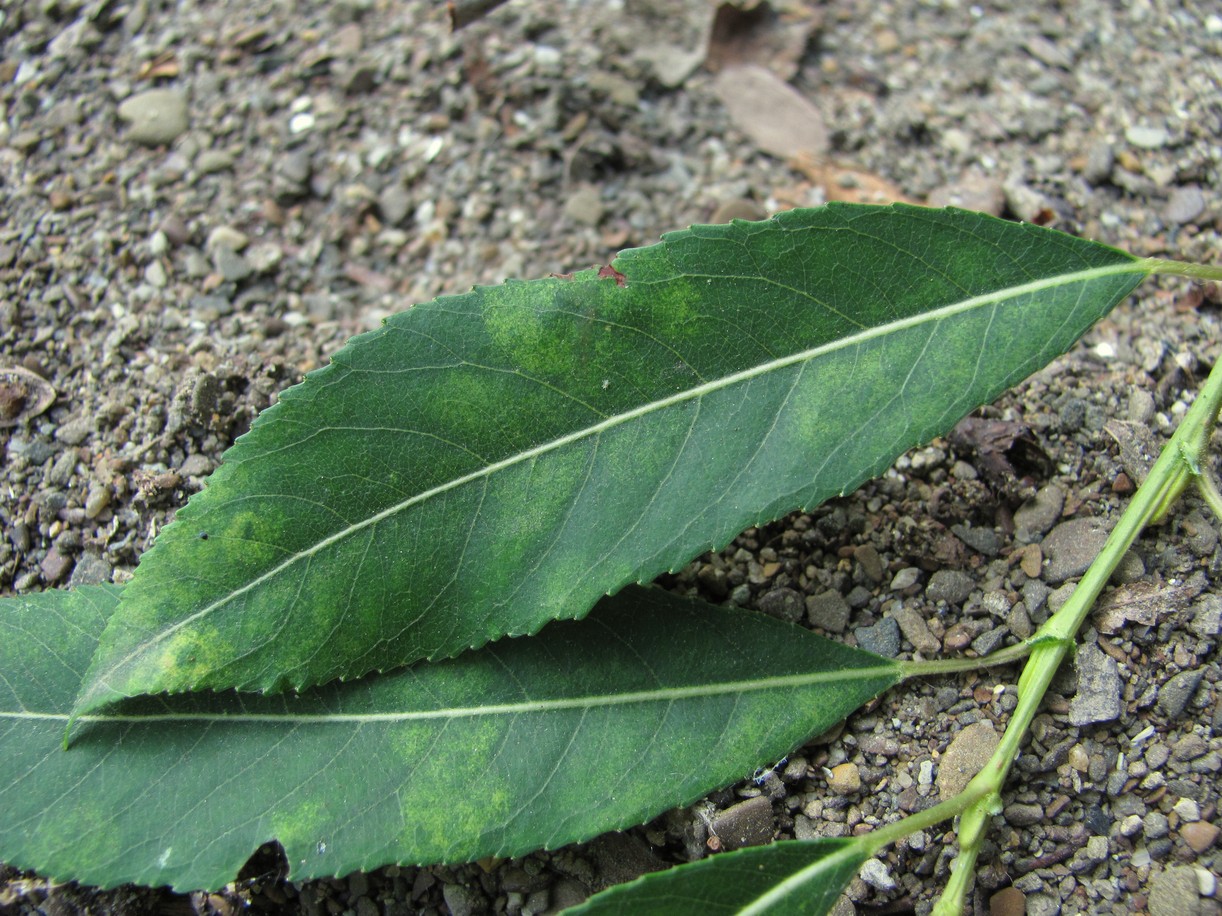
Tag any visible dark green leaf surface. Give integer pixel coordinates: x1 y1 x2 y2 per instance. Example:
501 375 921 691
2 586 899 892
565 839 868 915
77 204 1145 711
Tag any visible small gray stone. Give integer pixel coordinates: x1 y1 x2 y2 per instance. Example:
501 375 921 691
1014 484 1064 541
926 569 974 605
1190 595 1222 638
971 625 1008 656
379 185 412 227
1070 835 1109 874
807 590 850 633
927 172 1005 216
1125 124 1170 149
1166 186 1206 225
1042 516 1113 583
950 523 1001 556
889 567 920 591
892 604 941 654
1025 893 1062 916
938 721 999 800
1127 388 1157 424
854 617 901 658
1149 866 1207 916
1159 669 1204 719
117 89 189 146
1004 802 1045 827
758 587 804 623
280 150 313 185
858 857 896 892
564 186 604 226
550 877 589 912
206 226 249 253
213 246 253 282
853 544 885 582
710 796 774 851
68 552 112 587
441 883 485 916
40 546 74 584
54 417 93 446
1083 141 1114 183
1070 643 1122 726
196 149 235 174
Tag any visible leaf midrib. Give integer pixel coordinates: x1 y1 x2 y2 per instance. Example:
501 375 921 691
91 261 1142 695
30 665 899 725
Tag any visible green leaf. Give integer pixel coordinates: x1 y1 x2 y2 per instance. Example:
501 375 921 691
76 204 1146 712
563 839 869 915
3 585 899 892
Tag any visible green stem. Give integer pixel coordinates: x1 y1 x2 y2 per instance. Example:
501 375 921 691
899 640 1033 678
1138 257 1222 283
927 343 1222 914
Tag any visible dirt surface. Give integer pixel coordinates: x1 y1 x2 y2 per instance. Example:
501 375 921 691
2 0 1221 913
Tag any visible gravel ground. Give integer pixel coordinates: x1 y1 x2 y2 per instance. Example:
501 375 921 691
2 0 1221 913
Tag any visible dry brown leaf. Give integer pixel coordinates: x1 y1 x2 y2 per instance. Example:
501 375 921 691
789 151 919 205
712 64 828 160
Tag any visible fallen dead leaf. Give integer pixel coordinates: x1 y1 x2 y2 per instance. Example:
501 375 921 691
788 151 919 205
712 64 828 159
0 366 57 427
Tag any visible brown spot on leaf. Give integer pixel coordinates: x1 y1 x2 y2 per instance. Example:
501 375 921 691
597 264 626 287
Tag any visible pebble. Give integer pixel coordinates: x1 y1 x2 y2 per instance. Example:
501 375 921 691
1041 516 1113 583
196 149 234 174
857 858 896 893
206 226 250 253
710 796 774 850
213 246 253 283
938 721 998 800
927 172 1005 216
971 626 1008 656
441 883 484 916
1181 821 1219 854
1148 866 1206 916
1126 124 1170 149
854 617 901 658
926 569 974 605
827 762 862 795
1083 141 1115 183
117 88 189 146
563 186 604 226
889 567 920 591
67 552 112 587
1004 802 1045 827
1159 669 1204 719
853 544 884 583
1191 596 1222 638
1018 544 1043 578
1069 643 1122 725
1013 484 1064 541
757 587 804 623
379 185 412 227
989 886 1026 916
806 590 850 633
891 604 941 654
40 546 74 584
951 523 1001 556
1165 186 1206 225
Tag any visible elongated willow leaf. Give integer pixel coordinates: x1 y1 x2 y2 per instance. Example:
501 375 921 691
566 839 869 915
2 585 899 892
76 204 1145 713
